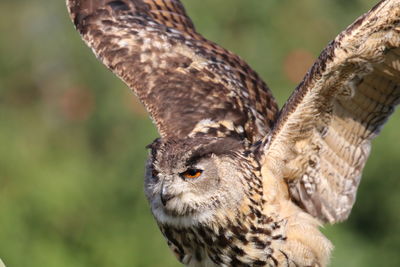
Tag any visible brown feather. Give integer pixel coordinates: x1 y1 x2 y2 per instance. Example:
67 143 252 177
263 0 400 223
66 0 278 142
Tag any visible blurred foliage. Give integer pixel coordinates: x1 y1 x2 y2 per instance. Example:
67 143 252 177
0 0 399 266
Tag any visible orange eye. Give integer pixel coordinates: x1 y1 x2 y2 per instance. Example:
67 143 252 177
181 169 203 179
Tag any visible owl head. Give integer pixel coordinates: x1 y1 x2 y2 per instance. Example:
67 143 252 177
144 136 255 227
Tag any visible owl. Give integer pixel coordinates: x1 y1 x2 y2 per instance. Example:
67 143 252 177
66 0 400 266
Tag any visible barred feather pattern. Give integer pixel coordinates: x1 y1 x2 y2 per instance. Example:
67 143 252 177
66 0 278 142
263 0 400 223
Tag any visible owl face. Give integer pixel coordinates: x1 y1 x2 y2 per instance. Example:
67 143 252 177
144 137 250 227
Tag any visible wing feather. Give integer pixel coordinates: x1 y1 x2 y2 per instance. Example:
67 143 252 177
66 0 278 141
262 0 400 223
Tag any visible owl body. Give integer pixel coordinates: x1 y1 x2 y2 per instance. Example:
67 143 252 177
144 137 332 266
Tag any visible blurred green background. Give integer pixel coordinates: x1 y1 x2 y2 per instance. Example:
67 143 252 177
0 0 399 266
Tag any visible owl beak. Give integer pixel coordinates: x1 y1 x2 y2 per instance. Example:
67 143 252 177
161 186 174 206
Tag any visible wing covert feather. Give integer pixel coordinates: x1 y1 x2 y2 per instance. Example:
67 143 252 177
66 0 278 141
263 0 400 223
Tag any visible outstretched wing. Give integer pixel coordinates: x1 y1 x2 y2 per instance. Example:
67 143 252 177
262 0 400 223
66 0 278 142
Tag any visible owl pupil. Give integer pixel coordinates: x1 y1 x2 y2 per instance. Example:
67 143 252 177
187 169 198 175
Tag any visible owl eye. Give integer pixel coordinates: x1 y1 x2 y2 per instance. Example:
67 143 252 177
151 168 159 181
180 168 203 179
